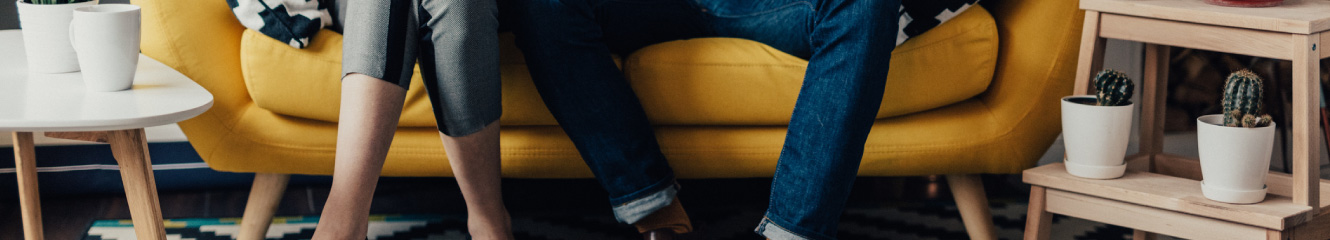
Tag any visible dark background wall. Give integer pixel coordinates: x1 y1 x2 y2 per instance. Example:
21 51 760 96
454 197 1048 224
0 0 130 30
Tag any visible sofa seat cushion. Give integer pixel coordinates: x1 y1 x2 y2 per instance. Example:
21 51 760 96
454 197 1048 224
239 6 997 126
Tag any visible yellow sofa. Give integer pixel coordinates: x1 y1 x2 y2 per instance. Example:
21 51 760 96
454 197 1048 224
132 0 1082 239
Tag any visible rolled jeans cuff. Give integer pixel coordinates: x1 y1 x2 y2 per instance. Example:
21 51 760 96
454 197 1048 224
611 180 679 224
755 215 833 240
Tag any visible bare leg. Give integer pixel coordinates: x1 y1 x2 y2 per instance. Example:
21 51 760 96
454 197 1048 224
440 122 513 239
313 74 407 240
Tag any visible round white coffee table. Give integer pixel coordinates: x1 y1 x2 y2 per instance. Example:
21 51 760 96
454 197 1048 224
0 30 212 240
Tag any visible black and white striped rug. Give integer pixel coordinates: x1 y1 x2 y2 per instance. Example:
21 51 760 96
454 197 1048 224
84 201 1136 240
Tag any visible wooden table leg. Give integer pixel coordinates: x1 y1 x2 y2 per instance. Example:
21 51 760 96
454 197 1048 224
12 132 43 240
1025 186 1052 240
107 129 167 240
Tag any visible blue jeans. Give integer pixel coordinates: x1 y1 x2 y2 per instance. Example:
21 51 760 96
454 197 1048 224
510 0 899 239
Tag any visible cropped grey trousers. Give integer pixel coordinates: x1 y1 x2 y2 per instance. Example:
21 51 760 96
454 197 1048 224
341 0 501 136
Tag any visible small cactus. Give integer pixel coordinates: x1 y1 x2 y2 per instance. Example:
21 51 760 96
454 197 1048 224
1222 70 1272 128
1095 69 1134 106
1229 110 1272 128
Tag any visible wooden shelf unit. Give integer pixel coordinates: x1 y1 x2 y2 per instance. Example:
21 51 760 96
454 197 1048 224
1025 0 1330 239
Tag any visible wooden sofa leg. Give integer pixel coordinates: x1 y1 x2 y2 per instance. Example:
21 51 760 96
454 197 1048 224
237 173 290 240
947 174 997 240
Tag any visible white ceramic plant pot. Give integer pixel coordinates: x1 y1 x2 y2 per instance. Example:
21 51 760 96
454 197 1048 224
1197 114 1275 204
1061 95 1133 179
15 0 99 73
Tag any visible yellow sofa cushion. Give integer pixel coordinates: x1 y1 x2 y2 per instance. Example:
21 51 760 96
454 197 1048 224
240 7 997 126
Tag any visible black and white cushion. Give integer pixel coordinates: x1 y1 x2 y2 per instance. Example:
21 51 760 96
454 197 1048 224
226 0 332 48
898 0 981 46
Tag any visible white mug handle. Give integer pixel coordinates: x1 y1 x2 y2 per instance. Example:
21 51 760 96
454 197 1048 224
67 15 77 49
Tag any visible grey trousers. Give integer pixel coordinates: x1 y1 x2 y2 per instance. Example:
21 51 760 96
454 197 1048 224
341 0 501 136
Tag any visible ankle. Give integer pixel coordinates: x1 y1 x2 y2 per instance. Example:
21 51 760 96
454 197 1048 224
312 217 368 240
467 214 513 240
468 209 511 227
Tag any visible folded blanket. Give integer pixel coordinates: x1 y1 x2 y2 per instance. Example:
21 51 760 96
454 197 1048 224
226 0 332 48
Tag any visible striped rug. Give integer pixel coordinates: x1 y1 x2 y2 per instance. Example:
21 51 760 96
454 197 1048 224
83 201 1140 240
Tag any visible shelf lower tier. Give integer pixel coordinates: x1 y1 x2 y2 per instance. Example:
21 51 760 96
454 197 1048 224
1024 161 1320 230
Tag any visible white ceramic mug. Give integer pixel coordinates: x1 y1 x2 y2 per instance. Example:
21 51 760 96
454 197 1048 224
15 0 99 73
69 4 141 92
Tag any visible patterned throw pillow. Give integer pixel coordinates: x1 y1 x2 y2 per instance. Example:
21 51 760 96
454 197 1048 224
898 0 980 46
226 0 332 48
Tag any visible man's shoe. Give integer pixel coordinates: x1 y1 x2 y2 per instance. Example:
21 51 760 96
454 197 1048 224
643 229 676 240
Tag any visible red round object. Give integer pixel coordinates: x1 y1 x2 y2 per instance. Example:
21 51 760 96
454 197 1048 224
1203 0 1284 8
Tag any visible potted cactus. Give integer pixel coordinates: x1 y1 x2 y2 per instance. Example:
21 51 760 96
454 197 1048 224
1061 69 1135 179
15 0 99 73
1197 69 1276 204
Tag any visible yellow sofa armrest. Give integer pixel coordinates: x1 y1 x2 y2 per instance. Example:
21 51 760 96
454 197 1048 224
979 0 1084 170
133 0 251 160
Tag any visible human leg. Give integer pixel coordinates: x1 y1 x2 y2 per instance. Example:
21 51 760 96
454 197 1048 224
315 0 418 238
509 0 705 228
415 0 510 238
698 0 904 239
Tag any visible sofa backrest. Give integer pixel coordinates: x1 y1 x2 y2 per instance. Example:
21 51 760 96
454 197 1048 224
134 0 250 122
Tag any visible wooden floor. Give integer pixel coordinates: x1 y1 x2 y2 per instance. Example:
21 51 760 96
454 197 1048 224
0 176 992 239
